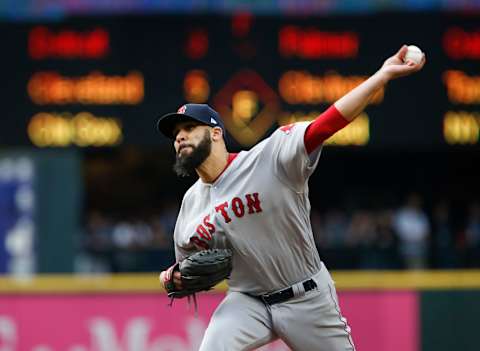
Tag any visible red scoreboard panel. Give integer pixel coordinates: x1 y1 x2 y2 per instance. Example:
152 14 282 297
1 12 480 149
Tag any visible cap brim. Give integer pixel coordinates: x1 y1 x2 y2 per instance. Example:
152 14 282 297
156 113 200 139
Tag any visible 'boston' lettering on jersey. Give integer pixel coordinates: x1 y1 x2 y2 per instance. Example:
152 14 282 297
190 192 263 249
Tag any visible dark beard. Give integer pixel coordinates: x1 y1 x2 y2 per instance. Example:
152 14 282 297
173 130 212 177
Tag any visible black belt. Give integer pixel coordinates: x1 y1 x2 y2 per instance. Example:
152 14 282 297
254 279 317 305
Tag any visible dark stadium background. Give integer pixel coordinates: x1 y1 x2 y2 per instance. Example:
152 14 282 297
0 2 479 350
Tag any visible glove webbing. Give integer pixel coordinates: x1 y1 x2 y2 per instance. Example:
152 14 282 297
167 293 198 317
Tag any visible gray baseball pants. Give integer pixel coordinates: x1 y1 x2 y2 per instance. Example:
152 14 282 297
199 263 355 351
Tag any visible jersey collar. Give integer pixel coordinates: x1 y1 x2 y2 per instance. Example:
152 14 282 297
211 152 239 184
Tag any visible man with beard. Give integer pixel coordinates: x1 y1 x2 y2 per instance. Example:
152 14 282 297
157 45 425 350
173 126 213 178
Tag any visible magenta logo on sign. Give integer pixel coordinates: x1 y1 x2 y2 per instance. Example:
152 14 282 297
0 292 418 351
177 105 187 114
0 294 289 350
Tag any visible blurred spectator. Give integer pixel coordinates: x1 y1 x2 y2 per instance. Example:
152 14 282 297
75 211 113 273
373 210 401 268
321 209 349 248
465 202 480 267
77 207 178 273
343 210 400 268
375 210 398 251
313 209 353 269
465 202 480 247
85 210 113 251
150 216 170 248
344 210 377 269
158 201 179 239
310 208 324 247
431 201 456 268
393 193 430 269
345 210 376 248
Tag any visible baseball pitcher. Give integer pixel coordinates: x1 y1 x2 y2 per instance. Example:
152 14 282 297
158 45 425 350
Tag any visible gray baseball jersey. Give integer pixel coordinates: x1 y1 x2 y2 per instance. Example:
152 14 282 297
173 121 323 295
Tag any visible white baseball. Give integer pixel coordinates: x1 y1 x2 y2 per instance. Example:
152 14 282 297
403 45 423 64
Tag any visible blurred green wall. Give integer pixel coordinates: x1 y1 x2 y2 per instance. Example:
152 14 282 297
421 291 480 351
35 150 82 273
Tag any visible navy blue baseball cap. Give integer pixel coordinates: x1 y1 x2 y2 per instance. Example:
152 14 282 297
156 103 225 139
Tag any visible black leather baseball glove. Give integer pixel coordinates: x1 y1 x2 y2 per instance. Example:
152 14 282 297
164 249 233 298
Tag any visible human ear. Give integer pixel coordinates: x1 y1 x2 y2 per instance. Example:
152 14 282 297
211 127 223 141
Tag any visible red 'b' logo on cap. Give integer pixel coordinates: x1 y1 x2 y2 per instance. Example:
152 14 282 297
177 105 187 114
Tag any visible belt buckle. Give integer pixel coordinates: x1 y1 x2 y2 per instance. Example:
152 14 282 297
303 279 317 292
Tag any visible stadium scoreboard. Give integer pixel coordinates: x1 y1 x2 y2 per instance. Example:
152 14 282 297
2 12 480 149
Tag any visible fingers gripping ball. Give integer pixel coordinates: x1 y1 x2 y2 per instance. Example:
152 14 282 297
166 249 233 299
403 45 423 64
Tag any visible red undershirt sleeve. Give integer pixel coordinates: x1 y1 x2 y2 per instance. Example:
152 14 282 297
304 105 350 154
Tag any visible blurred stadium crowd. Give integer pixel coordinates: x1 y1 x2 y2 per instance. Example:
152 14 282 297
78 193 480 273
